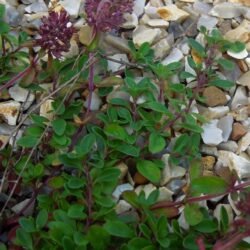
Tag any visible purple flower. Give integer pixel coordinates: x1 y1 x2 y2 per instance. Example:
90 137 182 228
37 10 75 58
85 0 134 32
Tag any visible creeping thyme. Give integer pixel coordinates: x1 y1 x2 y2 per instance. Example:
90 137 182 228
36 10 75 58
85 0 134 32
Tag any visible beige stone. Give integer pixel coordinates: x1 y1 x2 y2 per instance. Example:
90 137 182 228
237 132 250 153
157 5 189 22
134 172 149 185
116 162 128 180
0 135 9 150
224 20 250 44
0 101 21 125
238 71 250 90
231 122 247 141
104 35 130 54
133 25 162 47
217 150 250 179
203 170 216 177
203 86 228 107
147 19 169 28
202 156 216 171
40 99 54 121
78 25 95 46
229 0 250 7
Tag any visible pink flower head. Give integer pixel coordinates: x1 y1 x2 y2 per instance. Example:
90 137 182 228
85 0 134 32
37 10 75 58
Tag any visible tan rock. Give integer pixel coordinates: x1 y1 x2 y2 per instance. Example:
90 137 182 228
116 162 128 180
202 156 216 171
0 101 21 125
78 25 94 46
237 59 249 72
152 38 171 60
229 0 250 7
40 99 54 121
217 150 250 179
232 106 249 121
157 5 189 22
157 187 173 202
0 135 9 150
133 25 162 47
134 172 149 185
203 170 216 177
203 86 228 107
237 132 250 153
224 19 250 44
147 19 169 28
104 35 130 54
231 122 247 141
238 71 250 90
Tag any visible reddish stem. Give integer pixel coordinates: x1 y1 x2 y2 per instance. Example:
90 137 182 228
151 180 250 210
196 237 206 250
0 56 38 92
213 230 250 250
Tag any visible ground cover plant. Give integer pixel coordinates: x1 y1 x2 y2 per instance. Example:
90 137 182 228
1 1 250 250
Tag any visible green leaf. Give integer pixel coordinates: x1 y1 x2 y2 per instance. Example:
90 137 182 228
48 176 65 189
170 83 185 93
104 220 134 238
229 41 245 53
139 42 151 56
191 176 228 195
15 228 33 250
137 160 161 183
17 136 38 148
188 38 206 57
189 160 202 181
220 206 229 232
194 219 218 233
123 191 139 209
173 134 189 153
157 215 170 241
0 243 7 250
187 56 197 69
149 132 166 154
59 153 82 169
108 98 130 107
184 204 203 226
68 205 86 219
52 118 67 136
76 133 96 155
116 144 140 157
127 238 152 250
87 225 110 250
30 114 49 126
26 126 44 137
183 233 199 250
36 209 48 229
217 58 234 70
73 232 88 247
143 102 171 115
104 123 128 141
62 236 75 250
95 168 120 183
181 123 203 133
67 177 85 189
209 79 234 89
0 21 9 34
19 218 36 233
0 4 5 18
180 71 196 80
